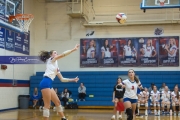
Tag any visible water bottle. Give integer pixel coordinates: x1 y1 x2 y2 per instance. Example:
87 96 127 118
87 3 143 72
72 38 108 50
170 109 172 116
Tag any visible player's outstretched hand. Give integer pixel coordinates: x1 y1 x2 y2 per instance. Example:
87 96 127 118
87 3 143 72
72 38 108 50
74 44 80 51
74 76 79 83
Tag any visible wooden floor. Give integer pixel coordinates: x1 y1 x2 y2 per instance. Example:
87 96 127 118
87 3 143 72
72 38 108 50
0 109 180 120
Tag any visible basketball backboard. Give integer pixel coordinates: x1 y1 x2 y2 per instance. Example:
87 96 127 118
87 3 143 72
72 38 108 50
140 0 180 9
0 0 23 32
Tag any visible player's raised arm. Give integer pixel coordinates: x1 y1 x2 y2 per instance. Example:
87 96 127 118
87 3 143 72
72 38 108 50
52 44 79 62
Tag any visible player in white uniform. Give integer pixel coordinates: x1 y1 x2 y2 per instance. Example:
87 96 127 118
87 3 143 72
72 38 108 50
137 88 149 116
171 86 180 116
161 86 171 115
101 39 112 58
140 39 156 57
150 85 160 116
123 39 136 58
120 69 143 120
39 44 79 120
165 38 177 57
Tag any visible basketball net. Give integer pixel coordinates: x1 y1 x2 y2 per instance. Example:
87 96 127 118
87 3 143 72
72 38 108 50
9 14 34 33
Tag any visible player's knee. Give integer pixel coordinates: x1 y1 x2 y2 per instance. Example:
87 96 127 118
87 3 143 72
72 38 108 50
161 103 164 107
153 103 156 107
56 105 64 112
157 103 160 106
172 103 175 106
43 108 50 117
137 102 140 107
126 108 133 120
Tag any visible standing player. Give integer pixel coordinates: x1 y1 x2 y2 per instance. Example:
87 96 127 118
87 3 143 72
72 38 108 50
101 39 113 58
137 88 149 116
150 85 160 116
112 78 125 119
161 86 171 115
140 39 157 57
120 69 143 120
39 44 79 120
164 38 178 58
171 86 180 116
123 39 137 59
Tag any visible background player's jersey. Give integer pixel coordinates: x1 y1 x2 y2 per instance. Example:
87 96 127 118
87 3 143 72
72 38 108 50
122 79 142 99
161 91 170 101
150 90 160 101
114 84 125 98
140 91 149 100
171 91 180 102
168 45 177 57
87 47 95 58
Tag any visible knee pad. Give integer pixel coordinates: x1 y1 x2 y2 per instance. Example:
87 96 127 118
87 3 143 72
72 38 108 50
137 102 140 107
153 103 156 107
145 103 148 107
172 103 175 106
43 108 50 117
126 108 133 120
56 105 64 112
157 103 160 107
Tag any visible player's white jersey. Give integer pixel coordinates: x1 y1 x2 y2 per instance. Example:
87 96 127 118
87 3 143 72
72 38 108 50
44 58 60 80
122 79 142 99
123 45 132 56
142 45 155 57
150 90 160 101
161 91 170 101
140 91 149 100
87 47 95 58
101 46 111 57
171 91 180 102
168 45 177 57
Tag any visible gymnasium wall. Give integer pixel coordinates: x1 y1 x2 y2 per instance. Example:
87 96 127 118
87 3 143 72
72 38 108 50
34 0 180 72
0 0 35 110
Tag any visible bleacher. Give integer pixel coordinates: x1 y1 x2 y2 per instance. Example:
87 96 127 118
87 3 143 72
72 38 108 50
30 71 180 108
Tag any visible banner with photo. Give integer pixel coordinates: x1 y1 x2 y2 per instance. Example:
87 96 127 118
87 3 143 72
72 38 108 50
0 26 5 49
118 38 138 67
159 36 179 66
80 36 179 67
99 38 118 67
80 39 99 67
137 37 159 67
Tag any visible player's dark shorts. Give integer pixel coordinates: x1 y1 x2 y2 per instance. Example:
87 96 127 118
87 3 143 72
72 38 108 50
39 76 53 90
115 95 124 99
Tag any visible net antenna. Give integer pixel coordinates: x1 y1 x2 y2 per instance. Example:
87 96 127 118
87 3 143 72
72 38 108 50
155 0 170 6
8 14 34 33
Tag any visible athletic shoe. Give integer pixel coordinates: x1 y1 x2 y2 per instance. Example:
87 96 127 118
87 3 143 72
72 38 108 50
118 115 122 119
111 115 115 119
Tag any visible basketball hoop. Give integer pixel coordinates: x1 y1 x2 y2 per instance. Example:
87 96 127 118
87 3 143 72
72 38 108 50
9 14 34 33
159 0 165 6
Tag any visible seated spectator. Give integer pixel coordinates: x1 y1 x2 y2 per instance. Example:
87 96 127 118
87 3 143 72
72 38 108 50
171 85 180 116
150 85 160 116
31 87 40 108
148 83 154 93
78 83 86 101
61 88 70 106
161 86 171 115
159 83 166 93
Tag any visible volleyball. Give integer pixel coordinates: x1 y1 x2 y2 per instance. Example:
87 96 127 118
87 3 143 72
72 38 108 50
116 13 127 24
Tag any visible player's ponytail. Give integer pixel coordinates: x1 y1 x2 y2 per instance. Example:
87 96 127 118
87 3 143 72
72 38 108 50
134 75 139 83
39 50 54 62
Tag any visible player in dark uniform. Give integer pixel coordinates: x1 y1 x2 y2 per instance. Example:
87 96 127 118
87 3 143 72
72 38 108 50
111 77 125 120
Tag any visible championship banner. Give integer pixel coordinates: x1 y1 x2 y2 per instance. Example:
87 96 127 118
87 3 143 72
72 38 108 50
159 36 179 66
80 39 99 67
0 56 43 64
99 39 118 67
14 32 23 53
22 32 30 55
5 29 14 51
0 26 5 49
138 37 159 67
118 38 138 67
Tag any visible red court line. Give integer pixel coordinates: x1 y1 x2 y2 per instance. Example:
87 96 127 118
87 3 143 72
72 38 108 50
0 83 29 87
